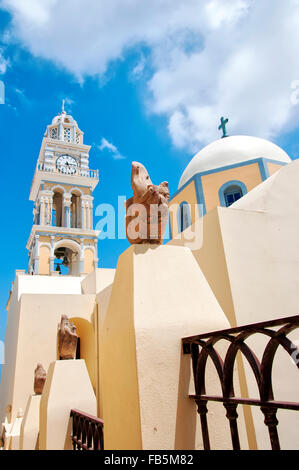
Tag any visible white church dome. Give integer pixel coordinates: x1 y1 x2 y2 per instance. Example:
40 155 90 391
179 135 291 188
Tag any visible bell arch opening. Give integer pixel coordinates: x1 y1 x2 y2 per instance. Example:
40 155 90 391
54 239 81 276
218 180 248 208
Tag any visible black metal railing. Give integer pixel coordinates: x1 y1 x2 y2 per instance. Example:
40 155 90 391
182 315 299 450
70 409 104 450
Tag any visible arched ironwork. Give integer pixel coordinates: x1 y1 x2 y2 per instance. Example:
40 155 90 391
182 315 299 450
70 409 104 450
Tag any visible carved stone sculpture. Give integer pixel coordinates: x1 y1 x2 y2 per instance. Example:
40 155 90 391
34 363 47 395
58 315 78 360
125 162 169 245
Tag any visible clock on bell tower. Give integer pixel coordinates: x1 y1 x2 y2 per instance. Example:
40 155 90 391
27 102 99 277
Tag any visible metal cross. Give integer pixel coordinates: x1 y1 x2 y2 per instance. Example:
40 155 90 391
218 117 229 138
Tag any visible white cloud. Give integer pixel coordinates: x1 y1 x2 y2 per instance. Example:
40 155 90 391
98 137 125 160
0 48 9 74
2 0 57 26
131 54 146 81
149 0 299 148
64 97 75 106
2 0 299 150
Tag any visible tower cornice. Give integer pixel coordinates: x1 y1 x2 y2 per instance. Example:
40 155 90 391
38 137 91 164
26 225 100 251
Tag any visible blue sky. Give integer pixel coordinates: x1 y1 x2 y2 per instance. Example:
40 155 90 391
0 0 299 350
0 7 190 347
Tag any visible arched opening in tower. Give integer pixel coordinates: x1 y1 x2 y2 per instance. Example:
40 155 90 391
71 192 81 229
54 242 81 276
52 190 64 227
54 247 70 275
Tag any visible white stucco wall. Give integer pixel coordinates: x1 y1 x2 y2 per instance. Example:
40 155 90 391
15 274 82 300
171 159 299 450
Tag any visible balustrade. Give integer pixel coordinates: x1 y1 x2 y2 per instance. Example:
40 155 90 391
182 315 299 450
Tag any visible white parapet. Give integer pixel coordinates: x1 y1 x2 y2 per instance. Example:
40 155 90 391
39 360 97 450
100 244 248 450
2 409 24 450
20 395 41 450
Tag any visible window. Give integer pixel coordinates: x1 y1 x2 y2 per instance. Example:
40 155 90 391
177 202 191 233
219 181 248 208
50 127 58 140
76 131 81 144
64 127 72 142
224 186 243 207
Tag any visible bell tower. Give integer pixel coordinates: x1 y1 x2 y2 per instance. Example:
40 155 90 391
27 102 99 276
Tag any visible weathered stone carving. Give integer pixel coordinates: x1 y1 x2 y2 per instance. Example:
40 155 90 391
34 363 47 395
58 315 78 360
125 162 169 245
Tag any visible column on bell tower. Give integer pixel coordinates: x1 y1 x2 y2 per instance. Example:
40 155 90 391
33 203 38 225
50 236 55 273
89 197 94 230
39 190 54 226
81 195 94 230
63 193 72 228
81 199 87 229
38 195 44 226
33 235 40 275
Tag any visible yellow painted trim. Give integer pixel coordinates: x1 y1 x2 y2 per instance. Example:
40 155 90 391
267 162 283 177
202 163 262 213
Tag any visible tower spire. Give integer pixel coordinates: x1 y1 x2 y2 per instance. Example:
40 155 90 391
62 99 66 114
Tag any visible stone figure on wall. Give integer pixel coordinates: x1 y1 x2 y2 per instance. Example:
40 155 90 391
125 162 169 245
58 315 78 360
34 363 47 395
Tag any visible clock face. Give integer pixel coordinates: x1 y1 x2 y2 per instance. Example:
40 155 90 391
56 155 78 175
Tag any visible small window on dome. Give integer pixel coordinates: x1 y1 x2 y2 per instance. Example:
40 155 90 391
219 181 247 208
64 127 72 142
224 185 243 207
50 127 58 140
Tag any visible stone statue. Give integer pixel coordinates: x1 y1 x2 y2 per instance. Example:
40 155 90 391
125 162 169 245
58 315 78 360
34 363 47 395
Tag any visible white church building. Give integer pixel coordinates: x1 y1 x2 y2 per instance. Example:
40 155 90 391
0 108 298 451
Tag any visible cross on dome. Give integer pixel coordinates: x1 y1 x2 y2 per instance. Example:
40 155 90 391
218 117 229 138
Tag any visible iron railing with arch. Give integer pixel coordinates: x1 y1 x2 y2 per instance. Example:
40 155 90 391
182 315 299 450
70 409 104 450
